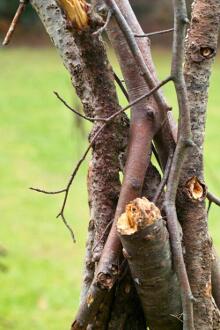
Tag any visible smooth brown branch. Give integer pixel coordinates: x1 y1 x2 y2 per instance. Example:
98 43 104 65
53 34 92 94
2 0 29 46
134 28 174 38
164 0 194 329
104 0 172 113
54 91 96 122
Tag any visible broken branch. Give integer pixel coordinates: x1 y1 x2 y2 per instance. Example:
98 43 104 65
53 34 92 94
117 197 182 330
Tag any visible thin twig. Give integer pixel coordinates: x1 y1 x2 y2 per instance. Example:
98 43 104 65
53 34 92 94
153 152 173 204
93 9 112 36
60 214 76 243
2 0 28 46
30 187 66 194
113 72 129 100
134 28 174 38
207 191 220 207
164 0 194 329
54 92 95 122
104 0 171 113
207 200 212 215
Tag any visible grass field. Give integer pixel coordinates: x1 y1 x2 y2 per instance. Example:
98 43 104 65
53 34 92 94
0 47 220 330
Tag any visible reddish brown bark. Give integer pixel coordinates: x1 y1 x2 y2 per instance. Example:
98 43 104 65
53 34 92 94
177 0 220 328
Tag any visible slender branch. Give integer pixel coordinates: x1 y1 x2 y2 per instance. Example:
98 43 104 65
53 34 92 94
54 92 95 122
2 0 29 46
104 0 171 114
207 191 220 207
134 28 174 38
164 1 194 329
113 72 129 100
30 187 66 194
153 152 173 204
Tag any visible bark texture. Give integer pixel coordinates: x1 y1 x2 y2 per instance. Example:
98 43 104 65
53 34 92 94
117 197 182 330
212 249 220 310
177 0 220 328
30 0 128 303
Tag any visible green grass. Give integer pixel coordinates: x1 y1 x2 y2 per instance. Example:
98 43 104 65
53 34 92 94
0 47 220 329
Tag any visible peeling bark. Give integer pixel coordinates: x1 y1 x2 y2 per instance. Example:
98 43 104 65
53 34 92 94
177 0 220 328
117 197 182 330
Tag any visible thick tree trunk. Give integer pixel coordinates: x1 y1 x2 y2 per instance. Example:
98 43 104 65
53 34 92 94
177 0 220 328
30 0 128 306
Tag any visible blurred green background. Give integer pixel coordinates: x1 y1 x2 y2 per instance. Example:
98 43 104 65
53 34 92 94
0 2 220 330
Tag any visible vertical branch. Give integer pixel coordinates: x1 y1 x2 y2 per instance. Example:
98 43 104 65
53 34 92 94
178 0 220 328
164 1 195 329
104 0 175 168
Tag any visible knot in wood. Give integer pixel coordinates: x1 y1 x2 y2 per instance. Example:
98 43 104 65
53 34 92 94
190 43 216 63
146 107 155 121
185 176 207 202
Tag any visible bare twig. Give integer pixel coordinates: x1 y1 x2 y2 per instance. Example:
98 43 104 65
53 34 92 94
164 0 194 329
54 92 96 122
2 0 29 46
32 76 171 199
134 28 174 38
113 72 129 100
30 187 66 194
153 152 173 204
207 191 220 207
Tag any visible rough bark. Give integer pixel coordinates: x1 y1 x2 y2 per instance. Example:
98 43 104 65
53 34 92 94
177 0 220 328
30 0 128 304
212 249 220 310
71 6 168 330
106 0 176 169
107 271 146 330
117 197 182 330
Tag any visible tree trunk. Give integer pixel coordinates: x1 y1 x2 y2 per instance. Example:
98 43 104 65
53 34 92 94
177 0 220 328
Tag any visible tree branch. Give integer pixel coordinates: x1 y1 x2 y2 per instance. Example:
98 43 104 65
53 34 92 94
134 28 174 38
117 197 182 330
2 0 29 46
164 1 195 329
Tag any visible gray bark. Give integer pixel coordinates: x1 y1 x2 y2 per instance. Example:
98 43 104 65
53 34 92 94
30 0 128 302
